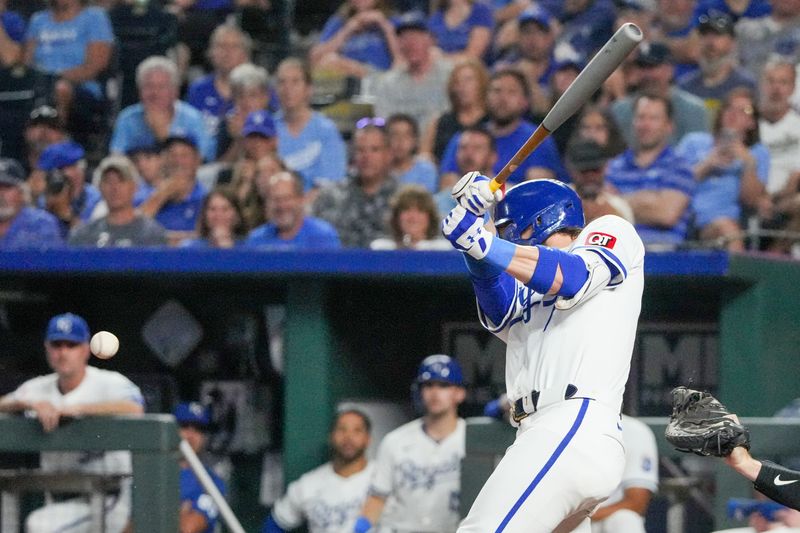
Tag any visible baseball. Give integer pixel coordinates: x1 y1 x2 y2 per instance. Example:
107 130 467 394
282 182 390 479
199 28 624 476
90 331 119 359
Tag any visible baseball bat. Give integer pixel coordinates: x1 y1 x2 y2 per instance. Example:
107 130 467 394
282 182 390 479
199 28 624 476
489 22 643 192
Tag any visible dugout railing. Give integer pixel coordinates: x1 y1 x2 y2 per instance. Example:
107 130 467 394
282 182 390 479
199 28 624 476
461 416 800 531
0 414 180 532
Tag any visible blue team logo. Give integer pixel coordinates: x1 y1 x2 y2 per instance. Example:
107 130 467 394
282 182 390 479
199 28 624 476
56 317 74 334
395 455 461 491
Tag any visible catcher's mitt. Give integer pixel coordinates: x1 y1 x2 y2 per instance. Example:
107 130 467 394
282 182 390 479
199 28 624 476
664 386 751 457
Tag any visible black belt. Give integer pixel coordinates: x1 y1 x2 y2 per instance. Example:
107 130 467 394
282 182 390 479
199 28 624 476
512 384 578 423
51 490 120 502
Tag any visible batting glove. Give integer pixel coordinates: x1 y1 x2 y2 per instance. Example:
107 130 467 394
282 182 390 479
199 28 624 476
442 205 493 260
451 171 502 216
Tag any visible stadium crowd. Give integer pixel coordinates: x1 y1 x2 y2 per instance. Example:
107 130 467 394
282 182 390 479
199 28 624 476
1 0 800 256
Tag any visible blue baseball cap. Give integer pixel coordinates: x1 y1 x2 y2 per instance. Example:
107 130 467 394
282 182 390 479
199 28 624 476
38 141 85 171
518 5 552 29
174 402 210 427
395 10 429 34
242 110 276 138
161 132 200 151
0 158 25 187
45 313 90 343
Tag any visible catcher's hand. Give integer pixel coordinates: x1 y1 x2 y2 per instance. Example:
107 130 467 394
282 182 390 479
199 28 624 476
664 386 751 457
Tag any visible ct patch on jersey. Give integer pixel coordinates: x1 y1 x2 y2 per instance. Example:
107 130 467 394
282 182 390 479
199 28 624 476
585 232 617 249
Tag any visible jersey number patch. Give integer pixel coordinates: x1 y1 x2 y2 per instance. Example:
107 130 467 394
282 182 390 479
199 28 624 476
585 232 617 249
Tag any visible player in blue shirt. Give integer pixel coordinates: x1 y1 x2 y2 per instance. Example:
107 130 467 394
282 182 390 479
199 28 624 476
174 402 226 533
245 171 341 250
0 158 62 249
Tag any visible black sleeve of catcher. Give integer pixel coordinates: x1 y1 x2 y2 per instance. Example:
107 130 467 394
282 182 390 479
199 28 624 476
753 460 800 511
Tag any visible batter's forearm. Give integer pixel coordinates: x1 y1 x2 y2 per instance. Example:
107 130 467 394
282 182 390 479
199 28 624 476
754 460 800 511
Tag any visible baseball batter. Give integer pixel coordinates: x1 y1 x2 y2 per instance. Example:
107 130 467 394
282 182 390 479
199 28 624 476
591 415 659 533
355 355 466 533
265 409 374 533
442 174 645 532
0 313 144 533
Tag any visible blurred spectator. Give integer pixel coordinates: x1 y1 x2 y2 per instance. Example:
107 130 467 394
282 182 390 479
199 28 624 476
38 141 102 235
493 5 557 120
23 0 114 145
573 105 628 158
109 0 179 109
187 24 251 153
757 59 800 198
217 62 270 162
69 155 167 248
313 125 397 248
420 58 489 164
235 152 287 230
128 143 164 205
372 11 454 133
654 0 700 79
591 415 658 533
0 312 144 532
23 106 68 202
181 186 246 249
217 110 277 187
565 138 634 223
428 0 493 61
0 0 24 67
246 170 340 250
386 114 437 193
370 184 450 250
676 87 769 251
439 68 567 184
605 93 696 247
676 12 756 118
0 64 50 167
540 0 616 59
737 0 800 82
435 125 497 215
309 0 400 79
692 0 771 25
171 0 234 71
228 0 289 71
611 41 709 146
138 134 207 243
174 401 227 533
0 157 62 249
110 56 214 161
274 58 347 192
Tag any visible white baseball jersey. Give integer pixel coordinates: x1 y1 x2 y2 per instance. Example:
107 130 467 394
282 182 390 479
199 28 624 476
7 366 143 533
370 418 465 533
592 415 659 533
7 366 144 475
271 462 374 533
477 214 645 415
460 215 644 533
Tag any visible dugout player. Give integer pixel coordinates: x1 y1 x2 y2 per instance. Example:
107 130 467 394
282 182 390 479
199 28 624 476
442 174 645 532
174 401 226 533
0 313 144 533
263 408 373 532
354 355 466 533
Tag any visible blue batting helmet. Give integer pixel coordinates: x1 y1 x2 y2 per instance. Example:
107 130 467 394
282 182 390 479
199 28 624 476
415 354 464 387
493 179 584 246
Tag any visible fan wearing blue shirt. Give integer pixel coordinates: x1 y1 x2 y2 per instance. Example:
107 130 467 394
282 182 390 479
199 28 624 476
245 171 341 250
111 56 214 162
0 0 25 66
138 135 207 241
0 158 62 249
38 141 102 235
186 25 251 152
428 0 493 59
439 68 568 184
274 58 347 191
174 402 227 533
